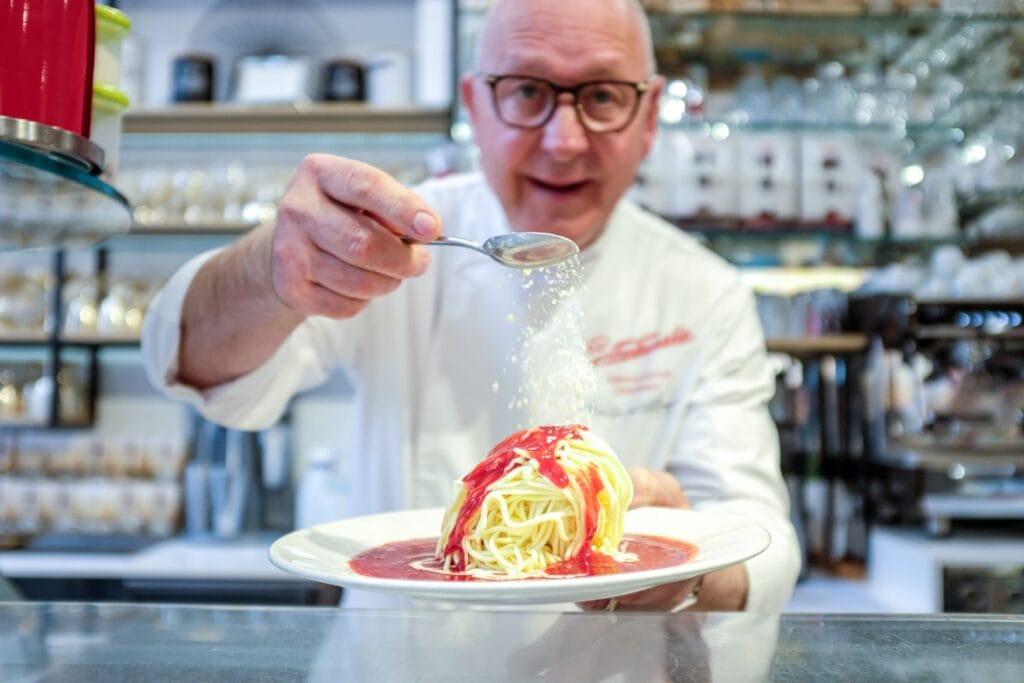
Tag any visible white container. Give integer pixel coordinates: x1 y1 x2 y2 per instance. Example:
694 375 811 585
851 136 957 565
91 84 129 181
233 55 317 104
94 5 131 87
295 447 347 529
366 50 413 107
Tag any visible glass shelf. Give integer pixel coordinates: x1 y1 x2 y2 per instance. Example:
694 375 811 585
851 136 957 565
665 220 967 267
647 9 1024 32
0 140 132 249
673 221 965 245
646 7 1024 91
122 104 452 136
959 188 1024 223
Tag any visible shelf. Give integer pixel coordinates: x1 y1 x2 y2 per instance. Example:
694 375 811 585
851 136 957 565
122 104 452 135
0 333 142 346
661 90 1023 144
876 440 1024 472
913 326 1024 342
679 224 963 246
766 334 868 356
0 417 90 430
0 140 132 248
128 221 258 236
59 334 141 347
0 332 51 345
959 189 1024 224
670 219 965 266
0 116 105 175
648 9 1024 26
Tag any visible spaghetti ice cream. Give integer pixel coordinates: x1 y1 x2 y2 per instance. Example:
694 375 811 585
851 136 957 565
436 424 633 578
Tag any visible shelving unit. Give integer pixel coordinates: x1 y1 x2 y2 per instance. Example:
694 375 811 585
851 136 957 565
127 221 257 236
123 104 451 135
0 136 131 249
0 113 135 429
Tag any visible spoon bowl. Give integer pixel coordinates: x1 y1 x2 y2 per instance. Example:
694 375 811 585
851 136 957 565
410 232 579 269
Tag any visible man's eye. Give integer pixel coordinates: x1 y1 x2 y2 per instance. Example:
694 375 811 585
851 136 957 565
514 84 542 99
586 87 620 106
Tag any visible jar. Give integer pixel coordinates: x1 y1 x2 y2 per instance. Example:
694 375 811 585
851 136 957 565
94 5 132 88
91 84 130 181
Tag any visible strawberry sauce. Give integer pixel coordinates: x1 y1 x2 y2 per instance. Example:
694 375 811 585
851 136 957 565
350 533 698 581
439 425 599 572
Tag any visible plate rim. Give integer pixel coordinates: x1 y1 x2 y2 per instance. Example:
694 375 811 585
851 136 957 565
268 506 770 603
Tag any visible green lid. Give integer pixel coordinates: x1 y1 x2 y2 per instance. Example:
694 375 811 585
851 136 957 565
93 84 131 113
96 5 131 41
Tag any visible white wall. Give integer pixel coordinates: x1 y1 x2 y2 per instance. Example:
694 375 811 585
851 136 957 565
118 0 420 107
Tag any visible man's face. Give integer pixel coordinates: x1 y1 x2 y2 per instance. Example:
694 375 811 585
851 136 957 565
462 0 661 248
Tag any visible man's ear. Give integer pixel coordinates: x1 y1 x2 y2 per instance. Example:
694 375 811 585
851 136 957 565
640 75 665 158
460 73 479 124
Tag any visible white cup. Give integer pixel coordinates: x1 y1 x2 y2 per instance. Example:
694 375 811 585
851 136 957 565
366 50 412 107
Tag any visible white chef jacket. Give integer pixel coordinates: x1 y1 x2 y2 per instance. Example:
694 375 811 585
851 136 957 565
142 172 801 612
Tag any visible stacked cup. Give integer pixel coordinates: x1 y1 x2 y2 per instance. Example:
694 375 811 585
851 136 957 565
92 5 132 181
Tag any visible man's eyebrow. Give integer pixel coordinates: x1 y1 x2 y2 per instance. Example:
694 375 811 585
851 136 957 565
493 69 637 84
498 51 629 82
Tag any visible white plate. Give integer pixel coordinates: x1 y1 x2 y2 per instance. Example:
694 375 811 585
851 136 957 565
268 506 770 605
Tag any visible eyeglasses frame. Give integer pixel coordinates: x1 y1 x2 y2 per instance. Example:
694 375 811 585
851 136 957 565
482 73 653 134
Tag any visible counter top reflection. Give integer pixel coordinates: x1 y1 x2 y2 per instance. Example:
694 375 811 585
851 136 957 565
2 602 1023 682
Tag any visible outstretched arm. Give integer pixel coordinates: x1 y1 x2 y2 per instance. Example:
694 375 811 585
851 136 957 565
175 154 442 389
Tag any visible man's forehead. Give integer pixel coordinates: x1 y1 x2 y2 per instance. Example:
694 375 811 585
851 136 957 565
479 0 648 63
502 42 636 72
483 20 646 81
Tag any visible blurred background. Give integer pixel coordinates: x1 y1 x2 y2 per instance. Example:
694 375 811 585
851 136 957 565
1 0 1022 614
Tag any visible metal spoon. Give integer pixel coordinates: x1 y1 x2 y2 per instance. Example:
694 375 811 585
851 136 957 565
407 232 579 269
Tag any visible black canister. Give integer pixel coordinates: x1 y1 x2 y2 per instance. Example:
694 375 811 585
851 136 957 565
172 54 215 102
322 59 365 102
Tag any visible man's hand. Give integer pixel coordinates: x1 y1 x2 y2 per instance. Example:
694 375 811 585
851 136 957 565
629 467 690 509
177 154 441 389
270 153 442 319
579 468 695 611
579 467 747 612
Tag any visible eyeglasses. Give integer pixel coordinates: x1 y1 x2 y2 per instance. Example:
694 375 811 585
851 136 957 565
483 74 652 134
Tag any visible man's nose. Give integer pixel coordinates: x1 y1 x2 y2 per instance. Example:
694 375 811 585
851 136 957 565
541 98 589 158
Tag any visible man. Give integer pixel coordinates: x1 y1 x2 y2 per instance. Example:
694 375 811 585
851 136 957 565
143 0 800 611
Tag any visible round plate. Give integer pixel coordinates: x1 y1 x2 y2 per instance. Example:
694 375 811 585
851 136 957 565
269 506 770 605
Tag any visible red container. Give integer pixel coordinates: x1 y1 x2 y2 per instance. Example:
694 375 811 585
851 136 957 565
0 0 96 137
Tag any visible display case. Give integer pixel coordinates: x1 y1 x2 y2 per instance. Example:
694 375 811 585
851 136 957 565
3 603 1024 681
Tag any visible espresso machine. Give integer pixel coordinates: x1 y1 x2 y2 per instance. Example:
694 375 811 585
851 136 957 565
852 294 1024 537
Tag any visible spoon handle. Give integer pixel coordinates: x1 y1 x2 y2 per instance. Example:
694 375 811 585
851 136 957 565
400 235 485 253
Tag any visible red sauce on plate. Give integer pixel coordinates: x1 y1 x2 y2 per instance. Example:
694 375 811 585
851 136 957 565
349 533 698 582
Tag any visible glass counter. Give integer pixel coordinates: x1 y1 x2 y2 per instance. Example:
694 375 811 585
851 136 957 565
2 602 1023 682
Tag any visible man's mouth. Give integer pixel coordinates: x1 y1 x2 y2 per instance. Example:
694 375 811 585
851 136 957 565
529 177 590 195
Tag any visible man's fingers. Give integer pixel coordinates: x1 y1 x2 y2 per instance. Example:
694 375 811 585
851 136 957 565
628 468 689 509
611 578 697 611
307 247 405 300
303 153 441 241
308 212 431 280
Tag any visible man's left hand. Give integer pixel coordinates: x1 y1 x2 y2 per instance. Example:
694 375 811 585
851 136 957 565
579 467 701 612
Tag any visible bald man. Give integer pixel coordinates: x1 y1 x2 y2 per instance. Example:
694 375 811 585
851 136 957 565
143 0 800 612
